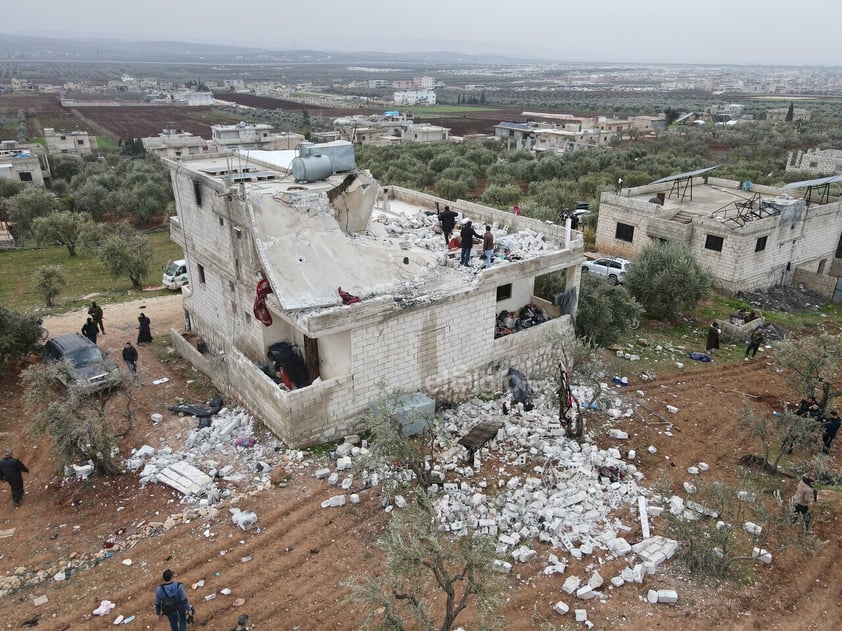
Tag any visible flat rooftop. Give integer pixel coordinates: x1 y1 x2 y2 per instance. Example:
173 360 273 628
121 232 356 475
627 182 793 218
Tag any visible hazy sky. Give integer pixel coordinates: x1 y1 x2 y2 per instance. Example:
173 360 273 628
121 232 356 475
5 0 842 66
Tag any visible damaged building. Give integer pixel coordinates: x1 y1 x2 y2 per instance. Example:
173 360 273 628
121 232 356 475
596 167 842 298
163 141 584 447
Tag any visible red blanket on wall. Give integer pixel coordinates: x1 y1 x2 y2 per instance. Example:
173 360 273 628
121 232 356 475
253 278 274 326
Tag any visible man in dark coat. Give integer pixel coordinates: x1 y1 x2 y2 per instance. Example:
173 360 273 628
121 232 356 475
82 317 98 344
88 301 105 334
438 205 458 245
122 342 138 374
0 450 29 507
823 410 841 454
459 221 482 267
138 312 153 344
705 321 721 355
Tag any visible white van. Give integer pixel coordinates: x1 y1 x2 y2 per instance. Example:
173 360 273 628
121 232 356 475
163 259 189 290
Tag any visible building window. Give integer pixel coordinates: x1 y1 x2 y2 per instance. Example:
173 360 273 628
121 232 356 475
755 236 767 252
231 301 237 315
18 171 33 182
218 216 224 226
496 284 512 301
198 264 206 284
810 161 818 168
705 234 724 252
193 180 203 207
615 222 634 243
77 139 84 146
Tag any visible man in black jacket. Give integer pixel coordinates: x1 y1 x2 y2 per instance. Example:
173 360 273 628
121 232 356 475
0 450 29 507
459 221 481 266
438 205 458 245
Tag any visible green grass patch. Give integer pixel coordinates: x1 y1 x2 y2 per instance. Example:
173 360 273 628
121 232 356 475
0 230 184 314
96 136 118 151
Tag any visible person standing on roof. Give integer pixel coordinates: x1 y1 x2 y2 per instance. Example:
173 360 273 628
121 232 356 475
459 221 482 267
482 225 494 268
438 205 458 245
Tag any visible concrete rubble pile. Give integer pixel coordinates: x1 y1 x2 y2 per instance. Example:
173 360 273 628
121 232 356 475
123 405 289 505
313 380 684 610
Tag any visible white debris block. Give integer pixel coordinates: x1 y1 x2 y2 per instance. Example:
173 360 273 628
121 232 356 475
666 405 678 414
610 575 625 587
752 547 773 564
321 495 346 508
575 609 588 622
648 445 658 454
336 456 352 471
576 585 596 600
698 462 709 471
394 495 407 508
341 476 353 490
230 509 257 531
675 362 684 369
609 537 632 556
657 589 678 603
512 546 537 563
588 571 603 589
687 466 699 475
335 442 353 457
647 589 659 603
492 560 512 574
633 564 645 584
743 521 762 535
621 567 635 582
314 468 331 479
553 601 569 615
349 494 360 504
627 449 636 459
609 428 629 439
158 461 214 496
638 496 651 539
327 472 339 486
683 481 697 494
134 444 156 458
686 500 718 518
150 413 163 424
647 506 664 517
562 575 581 594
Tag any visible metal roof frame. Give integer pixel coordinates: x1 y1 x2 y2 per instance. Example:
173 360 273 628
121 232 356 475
782 175 842 207
651 166 720 202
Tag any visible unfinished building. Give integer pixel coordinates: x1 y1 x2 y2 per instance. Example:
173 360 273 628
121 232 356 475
163 142 584 446
596 168 842 297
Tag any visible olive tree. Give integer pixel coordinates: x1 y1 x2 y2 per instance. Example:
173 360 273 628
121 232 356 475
0 304 41 373
575 273 642 347
6 187 58 239
31 211 94 256
624 240 712 320
87 222 151 288
34 265 66 307
774 332 842 409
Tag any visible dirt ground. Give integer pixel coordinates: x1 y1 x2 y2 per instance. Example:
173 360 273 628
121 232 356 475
2 295 842 630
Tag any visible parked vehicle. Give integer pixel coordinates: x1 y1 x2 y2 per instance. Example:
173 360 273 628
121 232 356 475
581 256 632 284
162 259 189 290
43 333 122 394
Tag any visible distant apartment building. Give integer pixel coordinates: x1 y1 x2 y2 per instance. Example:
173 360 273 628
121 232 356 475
393 90 436 106
786 148 842 175
767 107 811 122
629 115 668 132
211 122 305 151
43 128 97 157
0 141 46 187
142 129 216 159
392 77 435 90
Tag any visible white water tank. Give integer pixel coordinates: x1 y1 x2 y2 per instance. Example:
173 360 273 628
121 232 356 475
291 155 333 182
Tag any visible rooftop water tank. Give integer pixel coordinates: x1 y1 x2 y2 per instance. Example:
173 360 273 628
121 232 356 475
291 154 333 183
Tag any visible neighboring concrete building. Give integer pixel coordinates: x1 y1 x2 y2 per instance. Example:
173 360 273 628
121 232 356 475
596 167 842 294
142 129 215 159
786 148 842 175
400 122 449 144
211 122 305 151
494 122 534 151
767 107 811 122
43 127 97 157
0 141 46 187
393 89 436 106
630 115 668 132
163 143 583 446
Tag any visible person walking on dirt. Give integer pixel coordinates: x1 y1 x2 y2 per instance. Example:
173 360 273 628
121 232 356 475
705 321 721 355
82 317 98 344
822 410 841 454
745 328 764 359
122 342 138 374
155 569 191 631
138 312 153 344
792 476 817 532
88 301 105 334
0 449 29 508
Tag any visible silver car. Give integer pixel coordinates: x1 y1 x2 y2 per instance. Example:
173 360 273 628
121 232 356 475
581 257 631 284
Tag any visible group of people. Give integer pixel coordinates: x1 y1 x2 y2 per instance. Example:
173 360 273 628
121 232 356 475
155 569 250 631
704 321 767 360
795 398 841 454
434 203 501 269
78 301 151 374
